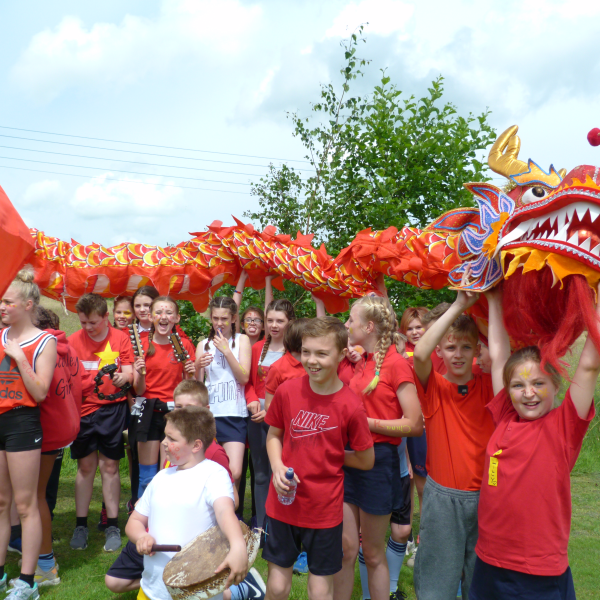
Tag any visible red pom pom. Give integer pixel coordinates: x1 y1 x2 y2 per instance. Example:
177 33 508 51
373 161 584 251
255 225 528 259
588 128 600 147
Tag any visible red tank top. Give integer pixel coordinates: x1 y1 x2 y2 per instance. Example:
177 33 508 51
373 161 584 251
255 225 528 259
0 328 55 415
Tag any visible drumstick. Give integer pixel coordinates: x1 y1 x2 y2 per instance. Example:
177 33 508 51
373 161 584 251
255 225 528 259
151 544 182 552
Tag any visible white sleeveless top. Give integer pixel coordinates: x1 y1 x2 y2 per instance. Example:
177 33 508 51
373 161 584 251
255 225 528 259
203 333 248 418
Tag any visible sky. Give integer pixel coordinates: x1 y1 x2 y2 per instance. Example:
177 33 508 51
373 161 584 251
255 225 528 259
1 0 599 248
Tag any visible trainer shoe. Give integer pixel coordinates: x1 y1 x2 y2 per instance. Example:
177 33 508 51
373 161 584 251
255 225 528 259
293 552 308 575
97 507 108 532
70 526 89 550
5 579 40 600
405 539 416 558
406 546 417 568
8 538 22 554
104 526 122 552
241 567 266 600
0 573 7 594
34 563 60 587
390 591 407 600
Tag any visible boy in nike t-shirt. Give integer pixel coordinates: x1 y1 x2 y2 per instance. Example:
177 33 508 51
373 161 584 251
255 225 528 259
263 317 374 600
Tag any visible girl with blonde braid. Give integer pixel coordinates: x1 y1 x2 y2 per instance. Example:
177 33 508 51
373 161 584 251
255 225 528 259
334 296 423 600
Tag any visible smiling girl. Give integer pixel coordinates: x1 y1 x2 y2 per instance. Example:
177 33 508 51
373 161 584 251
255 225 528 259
469 285 600 600
0 270 57 598
195 296 251 491
113 297 134 331
132 287 159 334
399 307 427 363
233 272 273 347
335 296 423 600
133 297 195 497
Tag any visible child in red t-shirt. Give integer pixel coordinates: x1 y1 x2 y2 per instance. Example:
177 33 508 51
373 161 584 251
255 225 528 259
412 287 495 599
469 286 599 599
133 297 195 498
338 296 423 600
68 293 134 554
264 317 374 600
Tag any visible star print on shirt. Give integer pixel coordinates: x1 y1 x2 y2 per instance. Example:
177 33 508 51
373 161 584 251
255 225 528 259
94 341 120 369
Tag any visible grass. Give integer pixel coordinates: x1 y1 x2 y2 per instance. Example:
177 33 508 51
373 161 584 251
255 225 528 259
18 297 599 599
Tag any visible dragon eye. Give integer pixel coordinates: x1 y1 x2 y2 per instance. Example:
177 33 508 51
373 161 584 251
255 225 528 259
521 186 549 205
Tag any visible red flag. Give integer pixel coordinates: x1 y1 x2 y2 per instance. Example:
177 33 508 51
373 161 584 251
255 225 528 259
0 185 35 298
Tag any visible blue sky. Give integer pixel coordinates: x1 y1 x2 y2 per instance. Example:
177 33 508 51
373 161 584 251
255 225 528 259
1 0 599 247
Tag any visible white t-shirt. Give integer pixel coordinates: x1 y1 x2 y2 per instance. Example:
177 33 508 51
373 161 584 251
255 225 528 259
136 459 234 600
202 334 248 418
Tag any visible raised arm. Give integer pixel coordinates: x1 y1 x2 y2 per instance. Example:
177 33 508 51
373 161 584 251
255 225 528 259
264 275 274 313
571 282 600 419
232 270 248 311
312 294 326 317
485 286 511 396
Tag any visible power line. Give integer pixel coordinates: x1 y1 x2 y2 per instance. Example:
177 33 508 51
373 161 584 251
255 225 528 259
0 164 250 195
0 125 312 164
0 155 255 186
0 134 312 171
0 144 282 178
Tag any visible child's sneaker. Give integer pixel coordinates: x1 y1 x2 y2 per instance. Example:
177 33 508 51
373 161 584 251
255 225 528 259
405 539 416 558
0 573 7 594
5 579 40 600
70 526 89 550
97 507 108 532
8 538 22 554
34 563 60 587
104 526 122 552
241 568 266 600
293 552 308 575
406 546 417 568
390 591 407 600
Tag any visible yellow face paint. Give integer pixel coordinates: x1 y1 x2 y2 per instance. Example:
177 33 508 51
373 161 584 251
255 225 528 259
518 365 531 379
122 310 132 318
538 386 548 398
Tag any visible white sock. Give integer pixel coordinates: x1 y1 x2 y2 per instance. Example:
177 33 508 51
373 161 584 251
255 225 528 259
387 538 407 593
358 546 370 600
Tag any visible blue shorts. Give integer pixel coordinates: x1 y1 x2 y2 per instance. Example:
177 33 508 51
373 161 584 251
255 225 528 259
215 416 247 444
470 557 576 600
407 430 427 477
344 443 401 515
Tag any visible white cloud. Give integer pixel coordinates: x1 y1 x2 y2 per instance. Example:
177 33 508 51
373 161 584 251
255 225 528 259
326 0 414 38
22 179 64 207
70 174 184 219
11 0 262 102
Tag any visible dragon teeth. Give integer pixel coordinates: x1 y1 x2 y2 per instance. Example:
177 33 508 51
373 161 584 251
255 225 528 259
579 237 592 251
567 232 579 246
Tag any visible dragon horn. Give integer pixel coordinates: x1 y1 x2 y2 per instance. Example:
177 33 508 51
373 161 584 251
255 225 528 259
488 125 529 178
558 168 567 178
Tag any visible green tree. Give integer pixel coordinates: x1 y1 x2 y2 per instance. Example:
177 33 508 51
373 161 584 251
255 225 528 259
245 28 496 314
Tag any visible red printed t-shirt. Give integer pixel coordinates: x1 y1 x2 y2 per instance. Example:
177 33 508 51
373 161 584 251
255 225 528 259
265 352 305 396
415 370 495 491
69 327 134 417
349 346 415 445
476 388 595 576
265 375 372 529
0 329 55 414
141 337 196 402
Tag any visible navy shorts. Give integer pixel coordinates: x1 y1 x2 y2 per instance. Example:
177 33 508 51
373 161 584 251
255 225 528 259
470 557 576 600
344 442 401 515
215 416 247 444
71 402 126 461
262 516 343 576
106 541 144 580
407 430 427 477
0 406 42 452
390 474 411 526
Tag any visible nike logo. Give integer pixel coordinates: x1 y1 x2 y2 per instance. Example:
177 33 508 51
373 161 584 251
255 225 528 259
35 437 42 443
290 409 338 438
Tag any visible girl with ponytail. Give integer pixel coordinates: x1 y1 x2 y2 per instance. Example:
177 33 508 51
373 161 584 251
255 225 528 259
133 297 195 497
195 296 251 490
334 295 423 600
0 269 57 596
245 298 295 531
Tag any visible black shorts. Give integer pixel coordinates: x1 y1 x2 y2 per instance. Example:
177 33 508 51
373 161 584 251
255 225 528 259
262 516 343 576
344 443 401 515
71 402 127 460
406 431 428 478
215 416 247 444
470 557 575 600
390 474 411 526
0 406 42 452
106 541 144 580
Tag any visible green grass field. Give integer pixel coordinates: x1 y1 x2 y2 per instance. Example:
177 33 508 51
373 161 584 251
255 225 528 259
12 297 597 599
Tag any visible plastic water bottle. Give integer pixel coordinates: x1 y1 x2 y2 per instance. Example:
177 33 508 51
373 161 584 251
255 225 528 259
278 468 297 505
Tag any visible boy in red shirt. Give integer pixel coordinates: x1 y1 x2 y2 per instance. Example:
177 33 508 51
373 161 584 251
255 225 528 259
412 291 495 600
264 317 374 600
68 294 134 553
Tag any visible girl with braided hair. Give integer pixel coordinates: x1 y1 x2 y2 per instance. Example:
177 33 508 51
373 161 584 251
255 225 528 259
133 297 195 498
334 295 423 600
195 296 251 491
